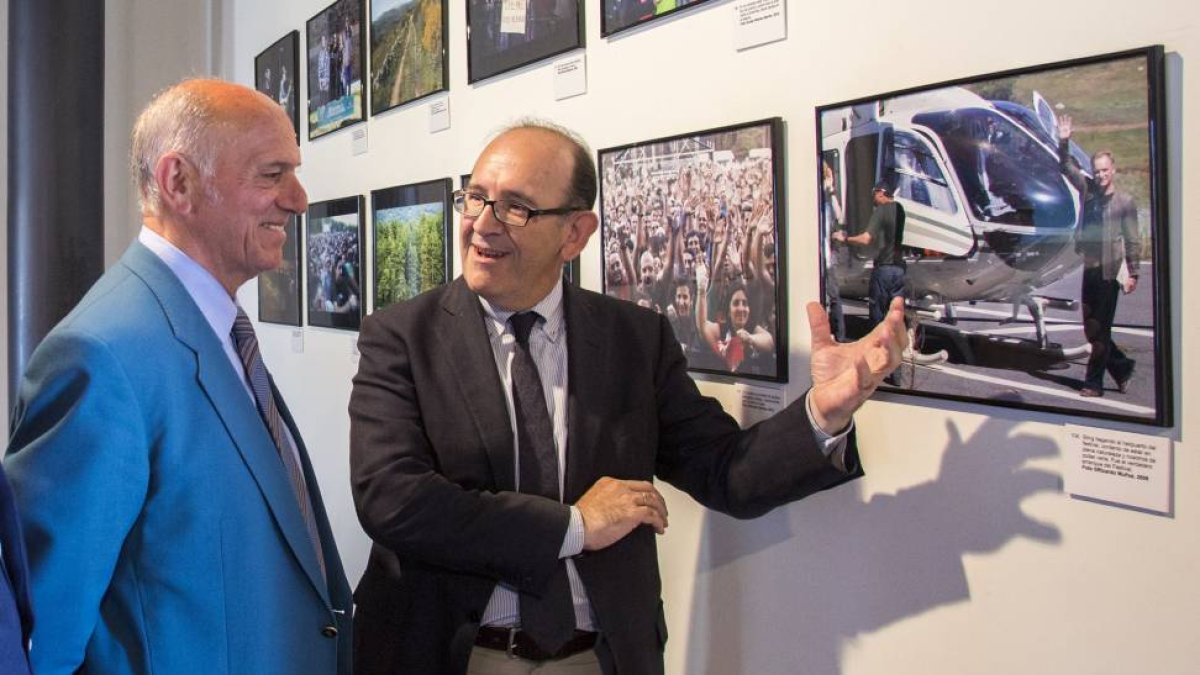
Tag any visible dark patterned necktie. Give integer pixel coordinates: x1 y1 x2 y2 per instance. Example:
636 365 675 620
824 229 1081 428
509 311 575 653
231 308 326 581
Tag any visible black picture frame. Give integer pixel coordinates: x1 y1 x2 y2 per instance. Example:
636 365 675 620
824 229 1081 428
599 117 788 382
306 196 365 331
255 30 301 141
816 45 1171 427
460 172 581 286
258 214 303 326
465 0 583 84
601 0 715 38
306 0 367 140
370 178 453 312
369 0 449 115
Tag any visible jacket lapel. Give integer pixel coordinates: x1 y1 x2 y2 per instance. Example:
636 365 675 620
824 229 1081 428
121 243 329 601
563 286 607 503
440 279 517 492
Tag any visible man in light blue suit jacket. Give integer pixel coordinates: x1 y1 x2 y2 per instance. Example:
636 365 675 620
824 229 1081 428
4 79 352 674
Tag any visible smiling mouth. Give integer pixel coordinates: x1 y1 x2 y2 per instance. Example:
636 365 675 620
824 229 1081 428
261 222 286 233
472 244 508 259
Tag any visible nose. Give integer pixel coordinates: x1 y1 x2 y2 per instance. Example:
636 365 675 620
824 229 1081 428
281 172 308 214
469 201 505 236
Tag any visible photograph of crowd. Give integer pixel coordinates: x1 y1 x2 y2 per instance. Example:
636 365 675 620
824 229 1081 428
466 0 582 83
601 0 711 37
369 0 447 115
599 118 787 382
306 0 365 140
254 31 300 140
818 46 1170 426
258 214 302 326
371 179 451 312
306 197 365 331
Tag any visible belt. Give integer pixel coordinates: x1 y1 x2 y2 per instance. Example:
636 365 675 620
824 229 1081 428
474 627 598 661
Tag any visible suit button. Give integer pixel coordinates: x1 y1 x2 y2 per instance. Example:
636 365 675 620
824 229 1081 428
321 625 338 638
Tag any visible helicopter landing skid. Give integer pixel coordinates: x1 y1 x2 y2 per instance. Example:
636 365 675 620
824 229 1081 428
1000 295 1079 349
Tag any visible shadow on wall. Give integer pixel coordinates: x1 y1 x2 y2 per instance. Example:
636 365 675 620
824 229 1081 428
683 414 1062 675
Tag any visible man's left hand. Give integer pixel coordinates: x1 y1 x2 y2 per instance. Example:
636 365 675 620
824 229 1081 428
1123 275 1138 294
806 297 907 434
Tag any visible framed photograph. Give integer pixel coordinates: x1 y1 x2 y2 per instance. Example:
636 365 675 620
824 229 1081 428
465 0 583 84
255 31 301 140
601 0 714 37
371 178 452 311
306 0 366 140
258 214 303 326
599 118 787 382
369 0 448 115
460 172 581 286
816 46 1171 426
306 196 365 331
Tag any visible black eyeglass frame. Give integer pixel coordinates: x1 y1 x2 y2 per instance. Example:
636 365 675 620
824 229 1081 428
452 189 583 228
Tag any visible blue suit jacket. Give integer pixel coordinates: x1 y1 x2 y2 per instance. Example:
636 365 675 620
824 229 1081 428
0 464 32 674
4 242 352 674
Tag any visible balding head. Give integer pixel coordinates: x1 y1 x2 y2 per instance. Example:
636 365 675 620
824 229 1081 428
131 78 288 216
490 119 597 211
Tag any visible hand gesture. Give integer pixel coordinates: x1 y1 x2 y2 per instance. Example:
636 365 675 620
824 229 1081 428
694 260 709 293
805 297 907 433
1058 114 1073 141
576 477 668 551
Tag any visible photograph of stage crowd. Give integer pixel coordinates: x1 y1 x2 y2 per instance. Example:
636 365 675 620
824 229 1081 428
306 215 363 330
600 122 784 380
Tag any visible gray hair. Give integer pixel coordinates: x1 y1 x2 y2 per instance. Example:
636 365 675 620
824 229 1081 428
129 79 232 215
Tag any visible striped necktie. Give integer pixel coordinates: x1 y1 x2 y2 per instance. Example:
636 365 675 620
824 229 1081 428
231 308 326 580
509 311 575 653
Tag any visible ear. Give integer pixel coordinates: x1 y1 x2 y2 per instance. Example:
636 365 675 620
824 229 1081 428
560 210 598 262
154 151 203 215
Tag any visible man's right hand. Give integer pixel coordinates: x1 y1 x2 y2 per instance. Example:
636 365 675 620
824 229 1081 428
576 477 668 551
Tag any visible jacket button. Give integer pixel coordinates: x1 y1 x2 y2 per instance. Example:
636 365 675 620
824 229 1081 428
321 625 338 638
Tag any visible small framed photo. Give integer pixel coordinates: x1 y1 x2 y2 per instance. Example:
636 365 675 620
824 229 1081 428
306 0 366 140
369 0 448 115
599 118 788 382
816 46 1171 426
258 214 303 326
306 196 365 331
460 171 580 286
601 0 715 37
370 178 453 311
465 0 583 84
255 30 300 140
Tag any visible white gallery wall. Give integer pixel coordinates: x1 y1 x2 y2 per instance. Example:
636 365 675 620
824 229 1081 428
4 0 1195 672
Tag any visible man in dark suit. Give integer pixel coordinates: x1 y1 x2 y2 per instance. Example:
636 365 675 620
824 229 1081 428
350 122 906 674
0 464 33 674
5 79 352 674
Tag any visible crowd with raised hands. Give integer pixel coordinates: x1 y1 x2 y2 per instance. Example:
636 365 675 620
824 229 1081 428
602 152 779 375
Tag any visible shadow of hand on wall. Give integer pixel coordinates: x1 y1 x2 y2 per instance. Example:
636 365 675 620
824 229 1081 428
682 415 1061 675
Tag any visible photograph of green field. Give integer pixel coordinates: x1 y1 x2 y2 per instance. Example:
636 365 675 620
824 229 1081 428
370 0 446 115
372 179 451 311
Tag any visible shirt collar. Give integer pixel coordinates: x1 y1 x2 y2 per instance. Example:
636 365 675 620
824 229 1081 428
477 280 565 344
138 226 239 339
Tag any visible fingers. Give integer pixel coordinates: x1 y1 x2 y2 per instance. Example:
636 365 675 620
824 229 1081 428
577 478 669 551
806 301 834 350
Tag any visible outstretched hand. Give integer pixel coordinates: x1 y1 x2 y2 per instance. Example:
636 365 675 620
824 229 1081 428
806 297 907 434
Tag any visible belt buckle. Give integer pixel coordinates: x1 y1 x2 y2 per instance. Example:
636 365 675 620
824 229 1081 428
505 627 519 660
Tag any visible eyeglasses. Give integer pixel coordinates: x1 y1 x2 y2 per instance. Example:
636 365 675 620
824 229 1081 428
452 189 583 228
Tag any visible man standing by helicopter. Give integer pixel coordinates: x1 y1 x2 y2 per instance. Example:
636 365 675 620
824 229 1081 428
1058 115 1139 398
832 181 907 329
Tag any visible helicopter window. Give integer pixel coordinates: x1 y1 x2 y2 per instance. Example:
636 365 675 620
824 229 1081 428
914 109 1076 229
891 131 957 214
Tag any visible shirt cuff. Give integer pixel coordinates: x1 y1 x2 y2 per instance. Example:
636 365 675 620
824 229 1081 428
805 391 854 468
560 505 586 559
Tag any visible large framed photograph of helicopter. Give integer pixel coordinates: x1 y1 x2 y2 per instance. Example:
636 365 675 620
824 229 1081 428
817 46 1170 426
600 118 787 383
